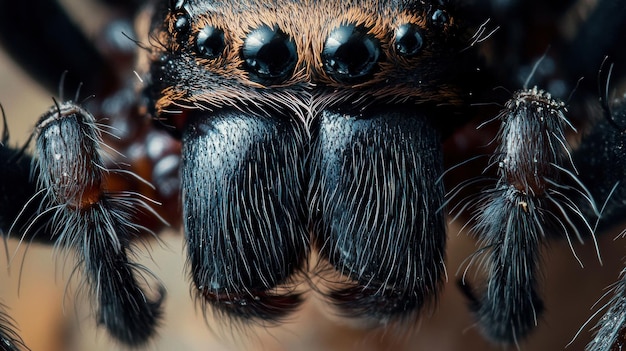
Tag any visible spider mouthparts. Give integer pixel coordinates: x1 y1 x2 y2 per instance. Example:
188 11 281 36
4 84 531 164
200 289 304 322
311 106 446 324
182 109 309 322
328 285 423 324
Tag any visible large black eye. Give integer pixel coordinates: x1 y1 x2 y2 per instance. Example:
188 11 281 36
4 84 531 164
195 25 225 58
395 24 424 57
242 25 297 84
322 24 381 83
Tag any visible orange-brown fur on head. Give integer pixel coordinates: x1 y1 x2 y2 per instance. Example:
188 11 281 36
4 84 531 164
137 0 465 121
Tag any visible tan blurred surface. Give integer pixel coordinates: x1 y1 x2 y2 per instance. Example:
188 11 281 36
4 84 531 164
1 2 626 351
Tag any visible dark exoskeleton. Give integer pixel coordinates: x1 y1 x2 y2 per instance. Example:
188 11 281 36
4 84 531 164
0 0 626 350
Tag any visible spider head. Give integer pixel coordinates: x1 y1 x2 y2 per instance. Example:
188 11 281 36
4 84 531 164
135 0 476 323
141 0 469 130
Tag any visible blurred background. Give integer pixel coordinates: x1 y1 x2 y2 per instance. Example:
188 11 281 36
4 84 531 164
1 1 625 350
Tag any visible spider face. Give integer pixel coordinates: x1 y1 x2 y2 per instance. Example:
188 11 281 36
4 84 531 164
1 0 626 350
146 0 463 117
140 0 469 324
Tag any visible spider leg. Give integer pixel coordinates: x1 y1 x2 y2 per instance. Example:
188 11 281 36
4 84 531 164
0 60 179 349
0 99 167 345
585 269 626 351
459 87 590 344
0 1 183 345
25 100 166 345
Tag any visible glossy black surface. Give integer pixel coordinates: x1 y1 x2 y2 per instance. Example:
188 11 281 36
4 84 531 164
242 25 297 84
322 24 380 83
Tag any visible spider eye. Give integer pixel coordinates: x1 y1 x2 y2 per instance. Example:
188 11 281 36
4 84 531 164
242 25 297 84
430 9 450 27
322 24 381 83
195 25 225 58
174 10 190 36
395 23 423 57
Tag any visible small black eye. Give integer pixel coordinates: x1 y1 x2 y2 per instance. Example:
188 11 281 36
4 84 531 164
430 9 450 27
395 24 424 57
322 24 380 83
174 11 190 36
242 25 297 84
195 26 225 58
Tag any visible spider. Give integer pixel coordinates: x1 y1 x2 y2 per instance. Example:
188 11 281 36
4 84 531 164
0 0 625 350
